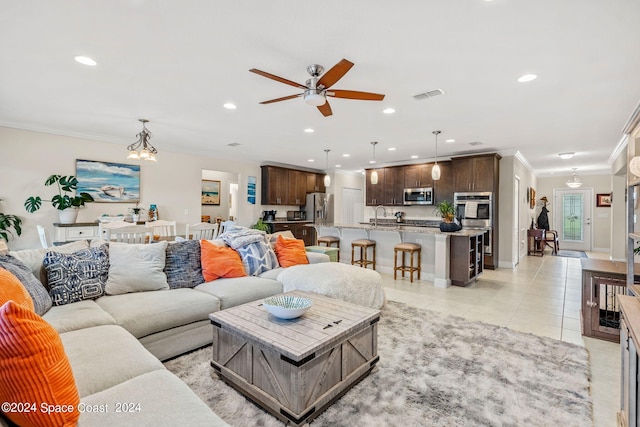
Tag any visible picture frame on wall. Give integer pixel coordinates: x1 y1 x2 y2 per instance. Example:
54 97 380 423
529 188 536 209
202 180 221 205
596 193 612 207
76 159 140 203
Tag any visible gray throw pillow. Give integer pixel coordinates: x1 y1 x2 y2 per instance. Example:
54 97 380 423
236 237 279 276
0 255 53 315
106 241 169 295
164 240 204 289
43 244 110 306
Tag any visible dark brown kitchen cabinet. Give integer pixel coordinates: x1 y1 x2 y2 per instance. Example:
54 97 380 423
288 170 307 205
384 166 404 206
261 166 289 205
404 164 433 189
272 222 313 246
306 172 326 193
433 160 454 204
452 154 500 193
365 169 385 206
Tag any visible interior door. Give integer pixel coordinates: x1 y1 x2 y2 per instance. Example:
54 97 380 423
514 176 520 265
552 189 592 251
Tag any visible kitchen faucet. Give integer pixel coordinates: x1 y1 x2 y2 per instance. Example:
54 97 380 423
374 205 386 227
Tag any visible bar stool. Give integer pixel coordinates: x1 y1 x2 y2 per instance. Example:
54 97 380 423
318 235 340 260
351 239 376 269
393 242 421 283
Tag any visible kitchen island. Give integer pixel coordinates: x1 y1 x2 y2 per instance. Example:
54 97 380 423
307 222 488 288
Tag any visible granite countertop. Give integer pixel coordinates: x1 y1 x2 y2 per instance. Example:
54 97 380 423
310 223 487 236
264 219 312 224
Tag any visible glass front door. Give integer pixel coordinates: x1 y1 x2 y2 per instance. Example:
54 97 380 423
553 189 592 251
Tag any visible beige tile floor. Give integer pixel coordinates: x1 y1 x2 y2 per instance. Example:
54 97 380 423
381 251 618 427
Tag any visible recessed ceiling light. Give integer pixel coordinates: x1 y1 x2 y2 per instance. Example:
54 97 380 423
388 147 396 151
558 152 575 159
335 164 341 168
74 56 96 66
304 128 314 133
342 154 350 157
517 74 538 83
410 155 419 159
223 103 237 110
369 160 376 164
445 139 455 143
383 108 396 114
308 159 314 162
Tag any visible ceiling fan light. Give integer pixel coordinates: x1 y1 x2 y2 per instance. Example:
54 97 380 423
432 164 441 180
304 90 326 106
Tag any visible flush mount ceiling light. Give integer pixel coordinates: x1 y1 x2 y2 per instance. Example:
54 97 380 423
304 128 314 133
223 103 237 110
74 56 96 66
127 119 157 161
517 74 538 83
432 130 441 181
565 168 583 188
324 149 331 187
558 152 575 160
383 108 396 114
370 141 379 185
446 139 455 143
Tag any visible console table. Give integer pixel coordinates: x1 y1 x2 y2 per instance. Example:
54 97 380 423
53 222 100 243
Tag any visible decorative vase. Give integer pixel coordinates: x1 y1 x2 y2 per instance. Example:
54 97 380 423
132 213 140 223
58 207 78 224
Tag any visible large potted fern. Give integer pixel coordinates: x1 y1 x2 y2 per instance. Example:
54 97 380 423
24 175 94 224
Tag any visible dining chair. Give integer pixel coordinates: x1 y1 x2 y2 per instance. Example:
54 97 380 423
98 220 129 239
36 225 48 248
219 220 235 236
145 220 177 237
104 224 152 244
185 222 219 240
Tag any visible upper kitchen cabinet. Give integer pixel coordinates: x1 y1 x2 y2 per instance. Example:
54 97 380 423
261 166 289 205
384 166 405 206
365 169 385 206
306 172 326 193
433 160 454 204
404 164 433 189
288 170 307 205
452 154 501 193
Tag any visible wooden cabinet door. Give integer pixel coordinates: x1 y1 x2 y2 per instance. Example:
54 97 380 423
315 173 326 193
472 156 495 192
262 166 288 204
418 164 433 188
384 167 404 205
453 158 473 192
365 169 385 206
433 161 454 204
287 170 306 205
306 172 317 193
404 164 433 188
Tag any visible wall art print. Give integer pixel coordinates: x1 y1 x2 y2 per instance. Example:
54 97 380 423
76 159 140 203
596 193 612 207
247 176 256 205
202 180 220 205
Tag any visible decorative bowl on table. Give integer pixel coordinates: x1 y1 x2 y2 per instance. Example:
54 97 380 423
263 295 312 319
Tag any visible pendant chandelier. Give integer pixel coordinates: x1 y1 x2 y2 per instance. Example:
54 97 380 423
323 149 331 187
370 141 379 184
127 119 157 161
565 168 582 188
432 130 441 181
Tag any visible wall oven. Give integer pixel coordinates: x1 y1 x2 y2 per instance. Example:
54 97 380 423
454 192 492 255
404 187 433 205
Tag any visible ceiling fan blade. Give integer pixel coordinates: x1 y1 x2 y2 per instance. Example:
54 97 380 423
317 59 354 89
259 93 303 104
249 68 307 89
317 101 333 117
328 89 385 101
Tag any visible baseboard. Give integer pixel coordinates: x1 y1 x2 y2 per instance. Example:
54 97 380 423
591 247 610 253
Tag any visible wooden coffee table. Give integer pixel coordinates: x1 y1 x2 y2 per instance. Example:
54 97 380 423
209 290 380 426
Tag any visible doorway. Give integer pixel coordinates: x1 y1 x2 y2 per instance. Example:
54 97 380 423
552 188 593 251
514 176 520 265
342 187 363 224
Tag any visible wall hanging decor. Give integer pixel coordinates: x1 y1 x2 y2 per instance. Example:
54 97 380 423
596 193 612 207
76 159 140 203
202 180 221 205
247 176 256 205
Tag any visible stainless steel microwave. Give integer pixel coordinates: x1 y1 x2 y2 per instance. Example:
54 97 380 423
404 187 433 205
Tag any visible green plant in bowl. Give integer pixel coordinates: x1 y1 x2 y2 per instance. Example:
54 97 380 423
437 200 456 223
251 218 271 232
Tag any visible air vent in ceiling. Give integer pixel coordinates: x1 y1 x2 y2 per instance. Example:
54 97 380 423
469 141 483 146
227 142 241 147
413 89 445 100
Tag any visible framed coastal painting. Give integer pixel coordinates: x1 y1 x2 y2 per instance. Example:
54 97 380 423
202 180 220 205
76 159 140 203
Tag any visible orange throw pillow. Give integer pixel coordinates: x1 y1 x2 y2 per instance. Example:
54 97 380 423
0 267 35 312
200 240 247 281
275 235 309 267
0 300 80 427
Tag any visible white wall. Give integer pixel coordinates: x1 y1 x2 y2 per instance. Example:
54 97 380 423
0 126 265 250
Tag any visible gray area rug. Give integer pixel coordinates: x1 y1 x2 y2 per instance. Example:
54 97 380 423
165 301 593 426
556 250 588 258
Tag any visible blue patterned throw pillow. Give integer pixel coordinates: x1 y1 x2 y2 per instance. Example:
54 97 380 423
235 238 279 276
43 244 109 306
164 240 204 289
0 255 53 315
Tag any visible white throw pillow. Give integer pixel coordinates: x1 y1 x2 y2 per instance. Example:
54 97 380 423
105 241 169 295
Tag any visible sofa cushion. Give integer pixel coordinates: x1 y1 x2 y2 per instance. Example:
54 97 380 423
43 300 116 334
201 240 247 281
105 241 169 295
60 324 164 397
43 244 109 306
164 240 205 289
274 235 309 267
0 255 51 315
195 277 282 310
95 289 220 339
9 240 89 282
221 228 279 276
0 301 80 427
0 267 35 311
79 370 229 427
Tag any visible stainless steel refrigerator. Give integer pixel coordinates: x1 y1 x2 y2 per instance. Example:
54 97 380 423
305 192 332 224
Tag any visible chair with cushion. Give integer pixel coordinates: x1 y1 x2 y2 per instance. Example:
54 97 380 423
145 220 177 238
105 225 152 244
317 235 340 260
185 222 219 240
351 239 376 269
393 242 421 283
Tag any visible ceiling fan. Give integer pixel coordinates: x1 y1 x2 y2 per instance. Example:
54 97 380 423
249 58 385 117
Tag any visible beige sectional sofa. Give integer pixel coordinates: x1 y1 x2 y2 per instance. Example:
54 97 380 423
0 233 329 426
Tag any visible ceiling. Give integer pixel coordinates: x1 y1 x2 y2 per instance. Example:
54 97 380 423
1 1 639 177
